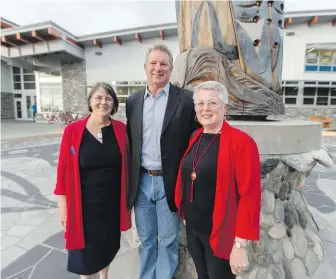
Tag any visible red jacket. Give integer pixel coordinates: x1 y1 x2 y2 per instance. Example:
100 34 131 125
54 115 132 250
175 121 261 259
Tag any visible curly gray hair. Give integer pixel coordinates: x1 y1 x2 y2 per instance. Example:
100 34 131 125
193 81 229 104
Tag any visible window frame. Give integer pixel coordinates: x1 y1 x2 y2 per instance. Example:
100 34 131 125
304 45 336 73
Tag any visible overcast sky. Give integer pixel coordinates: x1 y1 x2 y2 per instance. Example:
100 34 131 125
1 0 336 36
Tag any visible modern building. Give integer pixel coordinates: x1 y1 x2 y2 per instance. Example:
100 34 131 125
1 9 336 121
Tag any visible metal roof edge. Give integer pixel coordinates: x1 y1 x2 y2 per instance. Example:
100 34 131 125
0 21 78 40
0 17 20 27
285 9 336 17
77 22 178 42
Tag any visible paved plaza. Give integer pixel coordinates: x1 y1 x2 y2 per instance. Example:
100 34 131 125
1 120 336 279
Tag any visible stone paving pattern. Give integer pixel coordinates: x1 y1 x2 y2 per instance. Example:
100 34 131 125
1 123 336 279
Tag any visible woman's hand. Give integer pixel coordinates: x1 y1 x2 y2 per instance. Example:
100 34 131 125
58 196 67 231
229 245 249 275
59 205 67 230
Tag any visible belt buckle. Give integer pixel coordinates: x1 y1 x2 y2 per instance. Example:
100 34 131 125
148 170 154 176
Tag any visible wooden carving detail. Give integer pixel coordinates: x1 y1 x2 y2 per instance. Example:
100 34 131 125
172 0 285 117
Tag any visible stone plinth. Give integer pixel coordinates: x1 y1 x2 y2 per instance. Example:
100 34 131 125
175 120 335 279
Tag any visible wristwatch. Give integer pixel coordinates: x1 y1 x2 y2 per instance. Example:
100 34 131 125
234 240 249 249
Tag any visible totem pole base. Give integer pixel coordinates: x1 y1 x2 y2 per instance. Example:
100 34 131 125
174 120 335 279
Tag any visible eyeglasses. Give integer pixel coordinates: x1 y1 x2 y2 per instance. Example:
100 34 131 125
195 101 220 109
92 95 114 103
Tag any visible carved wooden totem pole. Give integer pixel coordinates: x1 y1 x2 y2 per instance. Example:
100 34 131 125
171 0 285 118
172 1 329 279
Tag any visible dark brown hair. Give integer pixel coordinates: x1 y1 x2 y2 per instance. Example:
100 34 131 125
87 82 119 115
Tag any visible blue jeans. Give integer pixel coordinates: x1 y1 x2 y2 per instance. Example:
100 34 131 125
135 173 180 279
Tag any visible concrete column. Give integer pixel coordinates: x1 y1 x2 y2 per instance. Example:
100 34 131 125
61 60 87 114
1 93 15 119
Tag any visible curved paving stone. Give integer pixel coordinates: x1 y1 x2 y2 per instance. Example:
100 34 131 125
1 245 51 278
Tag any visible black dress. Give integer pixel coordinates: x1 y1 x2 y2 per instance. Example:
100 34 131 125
67 125 121 275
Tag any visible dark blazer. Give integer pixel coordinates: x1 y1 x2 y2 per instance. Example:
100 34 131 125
126 83 197 211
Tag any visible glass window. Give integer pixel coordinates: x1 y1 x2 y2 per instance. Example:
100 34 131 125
331 88 336 97
306 51 318 64
305 47 336 72
317 88 329 96
13 67 20 74
51 87 63 111
23 69 34 74
285 81 299 85
303 87 316 96
40 88 52 112
304 81 316 85
316 97 328 106
331 99 336 105
24 83 36 90
13 75 21 82
129 86 143 94
14 83 21 90
319 51 333 65
116 87 129 96
39 86 63 112
24 75 35 82
118 96 128 104
285 98 296 105
284 87 298 96
303 98 314 105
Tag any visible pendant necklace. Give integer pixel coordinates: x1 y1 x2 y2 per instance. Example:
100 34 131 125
190 129 221 202
97 131 103 139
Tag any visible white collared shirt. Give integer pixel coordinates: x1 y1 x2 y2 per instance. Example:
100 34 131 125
141 83 170 170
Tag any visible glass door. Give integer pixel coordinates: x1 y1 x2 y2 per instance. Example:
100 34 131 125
16 101 22 119
26 96 32 118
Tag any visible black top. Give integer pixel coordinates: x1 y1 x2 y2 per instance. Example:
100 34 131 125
68 124 122 275
79 124 121 206
182 133 220 234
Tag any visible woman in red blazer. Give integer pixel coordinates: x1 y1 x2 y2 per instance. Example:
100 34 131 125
54 82 132 279
175 81 261 279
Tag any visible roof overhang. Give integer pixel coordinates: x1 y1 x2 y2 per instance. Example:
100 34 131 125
77 23 178 47
0 21 84 61
284 10 336 28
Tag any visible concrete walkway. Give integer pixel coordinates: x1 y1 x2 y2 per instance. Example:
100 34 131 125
1 120 64 141
1 121 336 279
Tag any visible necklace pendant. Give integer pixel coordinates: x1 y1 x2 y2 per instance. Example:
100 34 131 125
191 171 197 181
97 132 103 139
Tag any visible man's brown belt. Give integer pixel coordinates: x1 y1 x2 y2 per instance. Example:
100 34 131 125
140 167 163 176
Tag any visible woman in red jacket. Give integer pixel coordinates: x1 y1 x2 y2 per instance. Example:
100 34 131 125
175 81 261 279
54 82 132 279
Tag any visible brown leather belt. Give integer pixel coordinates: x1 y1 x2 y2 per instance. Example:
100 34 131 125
140 167 163 176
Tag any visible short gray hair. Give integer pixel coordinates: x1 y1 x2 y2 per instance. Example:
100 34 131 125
193 81 229 104
144 44 174 67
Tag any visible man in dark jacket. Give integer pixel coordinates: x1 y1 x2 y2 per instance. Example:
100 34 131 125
126 44 197 279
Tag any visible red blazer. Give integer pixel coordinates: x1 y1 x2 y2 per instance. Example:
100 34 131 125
54 115 132 250
175 121 261 260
